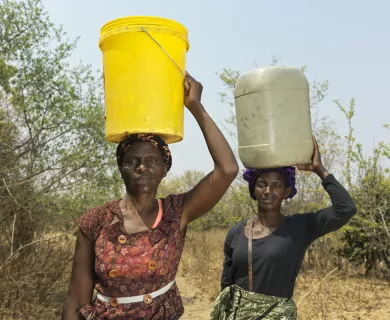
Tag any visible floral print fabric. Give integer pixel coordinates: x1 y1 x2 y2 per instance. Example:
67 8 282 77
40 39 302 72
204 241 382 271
77 194 186 319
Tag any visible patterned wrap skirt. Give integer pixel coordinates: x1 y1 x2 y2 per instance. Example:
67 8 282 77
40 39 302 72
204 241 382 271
210 285 297 320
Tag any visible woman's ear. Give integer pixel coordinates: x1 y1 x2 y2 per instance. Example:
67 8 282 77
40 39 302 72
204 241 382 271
285 187 292 199
118 165 123 179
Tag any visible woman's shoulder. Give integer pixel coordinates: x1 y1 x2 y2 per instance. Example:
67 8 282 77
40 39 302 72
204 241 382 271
229 220 246 232
158 193 186 222
77 199 120 241
160 193 186 210
226 220 246 239
288 211 315 220
82 199 119 218
284 212 315 229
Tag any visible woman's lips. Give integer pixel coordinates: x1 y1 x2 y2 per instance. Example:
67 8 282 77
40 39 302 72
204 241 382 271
260 197 274 204
135 175 154 184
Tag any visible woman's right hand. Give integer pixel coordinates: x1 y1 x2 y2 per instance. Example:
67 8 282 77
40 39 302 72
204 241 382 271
184 71 203 114
297 136 329 179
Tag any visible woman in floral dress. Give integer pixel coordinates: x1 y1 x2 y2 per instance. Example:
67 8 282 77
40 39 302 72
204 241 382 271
61 72 239 319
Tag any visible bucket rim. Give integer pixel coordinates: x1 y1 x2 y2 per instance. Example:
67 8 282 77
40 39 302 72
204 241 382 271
100 16 188 41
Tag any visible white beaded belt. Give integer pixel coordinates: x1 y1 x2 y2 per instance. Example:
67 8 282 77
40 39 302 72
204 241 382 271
96 279 176 306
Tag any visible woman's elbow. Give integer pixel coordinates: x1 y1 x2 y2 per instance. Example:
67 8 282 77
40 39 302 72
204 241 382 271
342 201 358 221
219 164 239 181
349 202 358 217
348 197 358 215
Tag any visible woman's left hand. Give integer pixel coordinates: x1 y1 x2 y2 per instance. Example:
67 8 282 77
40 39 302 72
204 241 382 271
184 71 203 113
297 136 329 179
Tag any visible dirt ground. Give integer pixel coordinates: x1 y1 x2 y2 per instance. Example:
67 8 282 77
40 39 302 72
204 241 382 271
176 276 213 320
176 274 390 320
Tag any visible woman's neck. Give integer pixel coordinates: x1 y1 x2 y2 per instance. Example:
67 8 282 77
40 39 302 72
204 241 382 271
125 192 157 218
256 208 284 228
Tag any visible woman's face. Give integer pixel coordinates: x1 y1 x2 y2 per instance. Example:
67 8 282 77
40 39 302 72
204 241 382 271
120 141 166 195
254 171 291 210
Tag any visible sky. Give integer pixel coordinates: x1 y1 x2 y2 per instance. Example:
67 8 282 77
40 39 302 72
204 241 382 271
43 0 389 175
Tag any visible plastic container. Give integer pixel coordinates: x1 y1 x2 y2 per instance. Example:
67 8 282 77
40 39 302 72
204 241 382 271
99 16 189 143
234 67 313 168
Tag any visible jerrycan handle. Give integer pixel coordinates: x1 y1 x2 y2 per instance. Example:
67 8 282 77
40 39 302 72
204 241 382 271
141 27 185 78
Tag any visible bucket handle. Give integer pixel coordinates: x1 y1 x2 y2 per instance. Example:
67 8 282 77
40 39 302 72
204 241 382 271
140 27 185 78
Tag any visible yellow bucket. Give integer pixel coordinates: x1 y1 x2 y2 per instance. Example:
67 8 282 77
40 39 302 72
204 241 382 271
99 16 189 144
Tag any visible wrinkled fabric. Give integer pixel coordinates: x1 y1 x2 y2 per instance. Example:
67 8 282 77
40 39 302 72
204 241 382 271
243 167 297 200
210 285 297 320
116 133 172 172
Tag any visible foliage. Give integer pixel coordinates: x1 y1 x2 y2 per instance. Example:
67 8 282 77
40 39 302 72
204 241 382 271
336 98 390 275
0 0 121 318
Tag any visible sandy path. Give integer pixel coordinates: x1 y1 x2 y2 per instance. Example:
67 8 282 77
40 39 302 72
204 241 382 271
176 276 214 320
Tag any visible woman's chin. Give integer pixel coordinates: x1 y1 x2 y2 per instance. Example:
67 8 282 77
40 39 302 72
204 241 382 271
258 201 282 211
127 183 157 195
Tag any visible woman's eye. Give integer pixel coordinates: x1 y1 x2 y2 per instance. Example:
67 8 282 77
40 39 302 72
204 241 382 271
148 157 158 163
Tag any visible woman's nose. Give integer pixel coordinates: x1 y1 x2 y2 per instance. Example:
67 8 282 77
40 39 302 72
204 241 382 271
263 185 271 194
136 159 150 173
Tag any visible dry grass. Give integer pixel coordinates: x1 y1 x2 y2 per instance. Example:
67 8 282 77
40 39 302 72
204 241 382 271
178 229 390 320
0 231 74 320
178 229 227 300
1 228 388 319
295 272 390 319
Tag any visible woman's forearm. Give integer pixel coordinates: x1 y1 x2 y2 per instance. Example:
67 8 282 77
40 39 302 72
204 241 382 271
315 164 329 180
308 174 357 242
61 297 84 320
62 230 95 320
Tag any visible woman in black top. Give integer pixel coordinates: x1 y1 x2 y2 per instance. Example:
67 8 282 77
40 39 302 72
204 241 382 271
213 137 357 319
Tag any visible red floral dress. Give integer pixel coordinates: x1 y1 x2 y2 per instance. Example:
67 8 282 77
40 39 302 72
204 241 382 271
77 194 186 320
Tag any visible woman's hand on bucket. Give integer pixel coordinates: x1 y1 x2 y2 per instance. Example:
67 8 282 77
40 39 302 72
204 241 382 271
184 71 203 113
297 136 329 179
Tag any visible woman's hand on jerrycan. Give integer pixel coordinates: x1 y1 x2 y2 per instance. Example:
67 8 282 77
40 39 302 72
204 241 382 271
184 71 203 113
297 136 329 179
